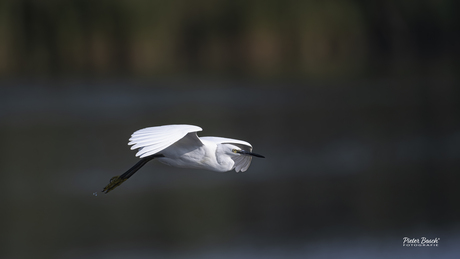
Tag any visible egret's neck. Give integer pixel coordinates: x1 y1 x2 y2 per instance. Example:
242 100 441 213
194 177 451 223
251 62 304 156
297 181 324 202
214 144 235 172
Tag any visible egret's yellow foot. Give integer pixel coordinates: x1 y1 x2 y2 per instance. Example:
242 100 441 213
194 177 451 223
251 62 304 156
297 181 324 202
102 176 127 194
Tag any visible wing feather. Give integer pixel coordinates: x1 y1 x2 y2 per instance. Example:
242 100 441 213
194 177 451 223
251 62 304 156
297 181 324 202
128 125 202 158
130 135 176 150
200 136 252 150
232 155 252 172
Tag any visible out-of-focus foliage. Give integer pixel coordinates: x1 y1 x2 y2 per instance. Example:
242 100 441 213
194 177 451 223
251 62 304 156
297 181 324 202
0 0 457 78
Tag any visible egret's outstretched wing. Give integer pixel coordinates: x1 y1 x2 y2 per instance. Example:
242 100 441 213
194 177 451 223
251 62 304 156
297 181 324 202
200 137 252 150
200 136 253 172
231 152 253 172
129 124 203 158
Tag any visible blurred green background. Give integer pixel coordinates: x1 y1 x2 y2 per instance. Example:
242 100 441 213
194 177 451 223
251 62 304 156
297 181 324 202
1 0 459 258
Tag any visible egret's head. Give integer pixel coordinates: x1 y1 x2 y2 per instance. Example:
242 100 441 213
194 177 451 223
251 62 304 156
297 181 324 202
224 144 265 158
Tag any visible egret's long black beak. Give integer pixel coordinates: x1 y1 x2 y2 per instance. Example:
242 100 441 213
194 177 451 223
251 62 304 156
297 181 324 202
237 150 265 158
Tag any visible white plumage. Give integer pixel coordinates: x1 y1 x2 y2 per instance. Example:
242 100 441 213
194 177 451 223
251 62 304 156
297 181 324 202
102 124 264 193
129 125 203 158
128 124 259 172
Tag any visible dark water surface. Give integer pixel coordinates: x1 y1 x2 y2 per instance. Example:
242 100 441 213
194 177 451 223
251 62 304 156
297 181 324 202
1 79 459 258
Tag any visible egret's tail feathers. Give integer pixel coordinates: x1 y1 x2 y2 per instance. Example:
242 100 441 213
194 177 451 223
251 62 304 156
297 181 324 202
102 154 163 194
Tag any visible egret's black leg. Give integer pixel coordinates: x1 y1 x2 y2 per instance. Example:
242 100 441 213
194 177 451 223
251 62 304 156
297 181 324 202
102 154 164 194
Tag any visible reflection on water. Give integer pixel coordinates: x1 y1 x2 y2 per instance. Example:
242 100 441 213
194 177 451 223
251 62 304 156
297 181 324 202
1 79 459 258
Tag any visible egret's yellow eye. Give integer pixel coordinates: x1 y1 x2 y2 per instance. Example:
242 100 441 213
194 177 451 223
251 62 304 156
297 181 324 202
232 149 239 153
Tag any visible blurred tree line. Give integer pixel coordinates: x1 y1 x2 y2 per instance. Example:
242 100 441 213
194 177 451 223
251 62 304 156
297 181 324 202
0 0 457 78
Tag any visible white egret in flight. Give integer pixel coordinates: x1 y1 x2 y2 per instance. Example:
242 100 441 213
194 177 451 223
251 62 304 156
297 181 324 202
102 124 265 193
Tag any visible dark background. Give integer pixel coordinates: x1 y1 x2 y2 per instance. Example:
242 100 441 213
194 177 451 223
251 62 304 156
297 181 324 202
1 1 459 258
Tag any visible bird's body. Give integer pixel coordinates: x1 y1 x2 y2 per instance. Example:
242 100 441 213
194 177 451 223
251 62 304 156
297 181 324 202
157 137 226 172
102 124 264 193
